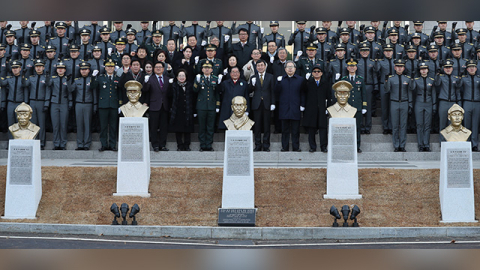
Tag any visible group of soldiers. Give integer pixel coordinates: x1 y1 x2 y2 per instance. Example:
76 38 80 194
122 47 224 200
1 20 480 152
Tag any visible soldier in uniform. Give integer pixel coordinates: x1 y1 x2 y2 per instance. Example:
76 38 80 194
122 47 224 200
362 26 383 60
432 31 452 61
47 22 70 60
409 62 436 152
110 21 126 43
384 21 408 45
375 44 396 134
288 21 312 56
18 44 35 77
47 61 72 150
64 44 83 82
387 29 405 59
78 28 94 61
87 46 105 75
336 27 358 59
450 43 467 77
159 21 181 47
44 45 59 76
385 59 412 152
465 21 480 45
193 61 220 151
455 28 475 60
409 33 428 60
125 28 139 56
15 21 31 45
98 26 116 61
345 21 362 45
69 62 96 150
342 58 367 152
435 59 462 141
134 21 151 46
405 45 420 133
369 21 383 43
195 44 222 76
205 21 233 50
37 21 55 46
329 44 348 86
180 21 206 47
313 27 334 62
357 43 377 134
4 30 19 61
234 21 262 49
407 21 429 46
111 38 128 66
82 21 102 45
430 21 454 47
1 60 29 139
321 21 338 44
29 30 45 59
296 42 324 79
64 21 79 44
458 60 480 150
91 58 120 151
145 30 167 60
25 59 50 149
262 21 285 48
0 43 8 78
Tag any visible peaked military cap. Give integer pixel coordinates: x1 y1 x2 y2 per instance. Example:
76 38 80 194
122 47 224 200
10 60 22 68
56 22 67 29
312 63 324 71
4 30 15 37
105 58 116 66
306 42 317 50
29 30 40 37
413 21 424 25
335 43 345 51
316 27 327 34
296 21 306 24
56 61 66 68
383 44 394 51
443 60 453 67
152 30 162 37
339 27 350 35
34 59 45 66
126 28 137 35
69 44 80 51
205 44 217 51
364 26 376 33
79 62 91 69
451 43 462 50
388 29 398 36
466 59 477 67
456 28 467 35
433 31 444 38
20 43 31 50
411 33 421 39
92 45 102 51
437 21 448 24
347 58 358 66
270 21 279 26
202 60 213 68
0 43 6 50
394 59 406 66
100 26 111 34
80 28 91 36
428 44 439 51
46 45 57 52
418 62 428 69
332 80 353 92
359 43 370 51
406 45 416 52
115 38 127 45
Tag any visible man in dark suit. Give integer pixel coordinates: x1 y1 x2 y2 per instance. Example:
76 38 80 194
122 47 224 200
250 59 274 152
275 60 306 152
165 39 182 68
143 61 171 152
119 58 146 104
229 28 254 69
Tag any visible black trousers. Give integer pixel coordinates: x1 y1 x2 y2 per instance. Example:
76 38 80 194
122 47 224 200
149 109 169 148
253 101 271 149
175 132 191 149
308 127 327 150
281 119 300 150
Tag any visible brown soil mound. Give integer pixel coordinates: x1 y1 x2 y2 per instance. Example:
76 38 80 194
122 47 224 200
0 166 479 227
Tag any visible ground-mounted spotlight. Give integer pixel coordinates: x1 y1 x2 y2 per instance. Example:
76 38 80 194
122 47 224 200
341 205 350 227
120 203 130 225
350 205 361 227
129 204 140 225
110 203 120 225
329 205 341 227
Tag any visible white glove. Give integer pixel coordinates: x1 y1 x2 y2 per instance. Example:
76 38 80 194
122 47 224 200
362 109 367 114
245 112 249 116
270 104 275 111
270 56 274 64
326 110 329 115
218 74 223 84
169 78 173 83
277 76 282 81
261 27 264 34
300 106 305 112
92 70 99 77
224 35 230 42
114 66 119 72
201 40 207 46
108 48 113 56
306 73 311 80
335 73 340 80
251 77 256 86
118 108 122 114
144 75 150 83
193 114 197 117
195 56 199 64
216 108 220 113
196 74 201 83
223 68 228 75
297 51 303 57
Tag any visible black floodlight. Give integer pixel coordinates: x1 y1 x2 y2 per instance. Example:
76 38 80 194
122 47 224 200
341 205 350 227
350 205 361 227
129 204 140 225
329 205 341 227
110 203 120 225
120 203 130 225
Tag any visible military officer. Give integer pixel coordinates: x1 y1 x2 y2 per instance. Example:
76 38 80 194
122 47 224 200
296 42 324 79
63 44 83 81
345 21 362 45
375 44 396 134
409 62 436 151
465 21 480 45
69 62 96 150
4 30 19 61
18 43 35 77
25 59 49 149
44 45 59 76
234 21 262 49
124 28 139 56
111 38 127 66
288 21 313 56
195 44 222 76
405 44 420 133
450 43 467 77
46 22 71 60
29 30 45 59
82 21 102 45
110 21 126 43
63 21 79 44
78 28 94 61
159 21 181 47
145 30 167 59
362 26 383 60
455 28 475 60
432 31 452 61
424 45 442 78
357 43 378 134
430 21 453 47
369 21 383 44
91 58 120 151
385 59 412 152
407 21 429 46
458 60 480 150
0 43 8 78
193 60 220 151
384 21 408 45
336 27 358 59
37 21 55 46
15 21 31 45
98 26 116 61
409 33 428 60
47 61 72 150
321 21 338 44
313 27 334 62
136 21 152 46
435 59 462 141
180 21 206 47
387 29 405 59
87 45 105 75
329 44 348 86
262 21 285 48
205 21 234 50
342 58 367 152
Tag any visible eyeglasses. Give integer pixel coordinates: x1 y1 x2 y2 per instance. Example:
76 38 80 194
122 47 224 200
312 70 322 73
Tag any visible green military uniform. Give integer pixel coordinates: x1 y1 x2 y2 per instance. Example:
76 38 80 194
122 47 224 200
195 58 222 76
193 61 220 151
91 59 121 150
145 30 167 60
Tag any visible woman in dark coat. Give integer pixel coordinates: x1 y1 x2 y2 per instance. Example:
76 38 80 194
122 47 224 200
218 66 250 130
302 64 332 153
221 54 245 82
169 69 195 151
174 46 195 84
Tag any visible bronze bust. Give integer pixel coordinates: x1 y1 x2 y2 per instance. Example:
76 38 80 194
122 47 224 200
9 102 40 140
441 104 472 142
120 80 149 117
224 96 255 131
327 80 357 118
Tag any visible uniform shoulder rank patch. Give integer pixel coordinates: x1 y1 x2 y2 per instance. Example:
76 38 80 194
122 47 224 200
52 76 57 78
357 75 363 79
406 75 411 78
388 75 394 78
6 76 11 78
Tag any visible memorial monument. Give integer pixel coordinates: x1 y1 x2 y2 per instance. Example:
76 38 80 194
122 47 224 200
115 80 151 197
3 103 42 219
219 96 256 226
439 104 476 222
324 81 362 199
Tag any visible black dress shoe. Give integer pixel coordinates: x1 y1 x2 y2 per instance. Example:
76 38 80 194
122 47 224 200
83 147 89 151
281 148 288 152
153 147 160 152
199 148 204 152
75 147 84 151
360 130 365 134
473 146 478 152
98 147 107 152
357 148 362 153
185 147 191 151
309 148 316 153
263 148 270 152
111 147 118 151
394 148 399 152
321 147 328 153
419 147 424 152
41 146 45 150
365 130 371 134
424 147 431 152
160 147 169 151
293 149 301 152
400 147 406 152
383 130 389 135
205 148 214 151
254 146 262 152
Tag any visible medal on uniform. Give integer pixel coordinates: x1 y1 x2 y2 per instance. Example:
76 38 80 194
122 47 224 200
103 85 106 88
240 82 243 86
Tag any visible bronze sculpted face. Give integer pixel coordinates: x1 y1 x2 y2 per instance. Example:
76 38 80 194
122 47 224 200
17 110 32 128
232 96 247 118
127 89 141 104
335 90 350 106
449 110 463 128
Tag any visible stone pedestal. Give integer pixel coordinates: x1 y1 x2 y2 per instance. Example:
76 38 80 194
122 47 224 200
3 140 42 219
114 117 151 197
324 118 362 199
439 141 477 223
219 130 256 226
